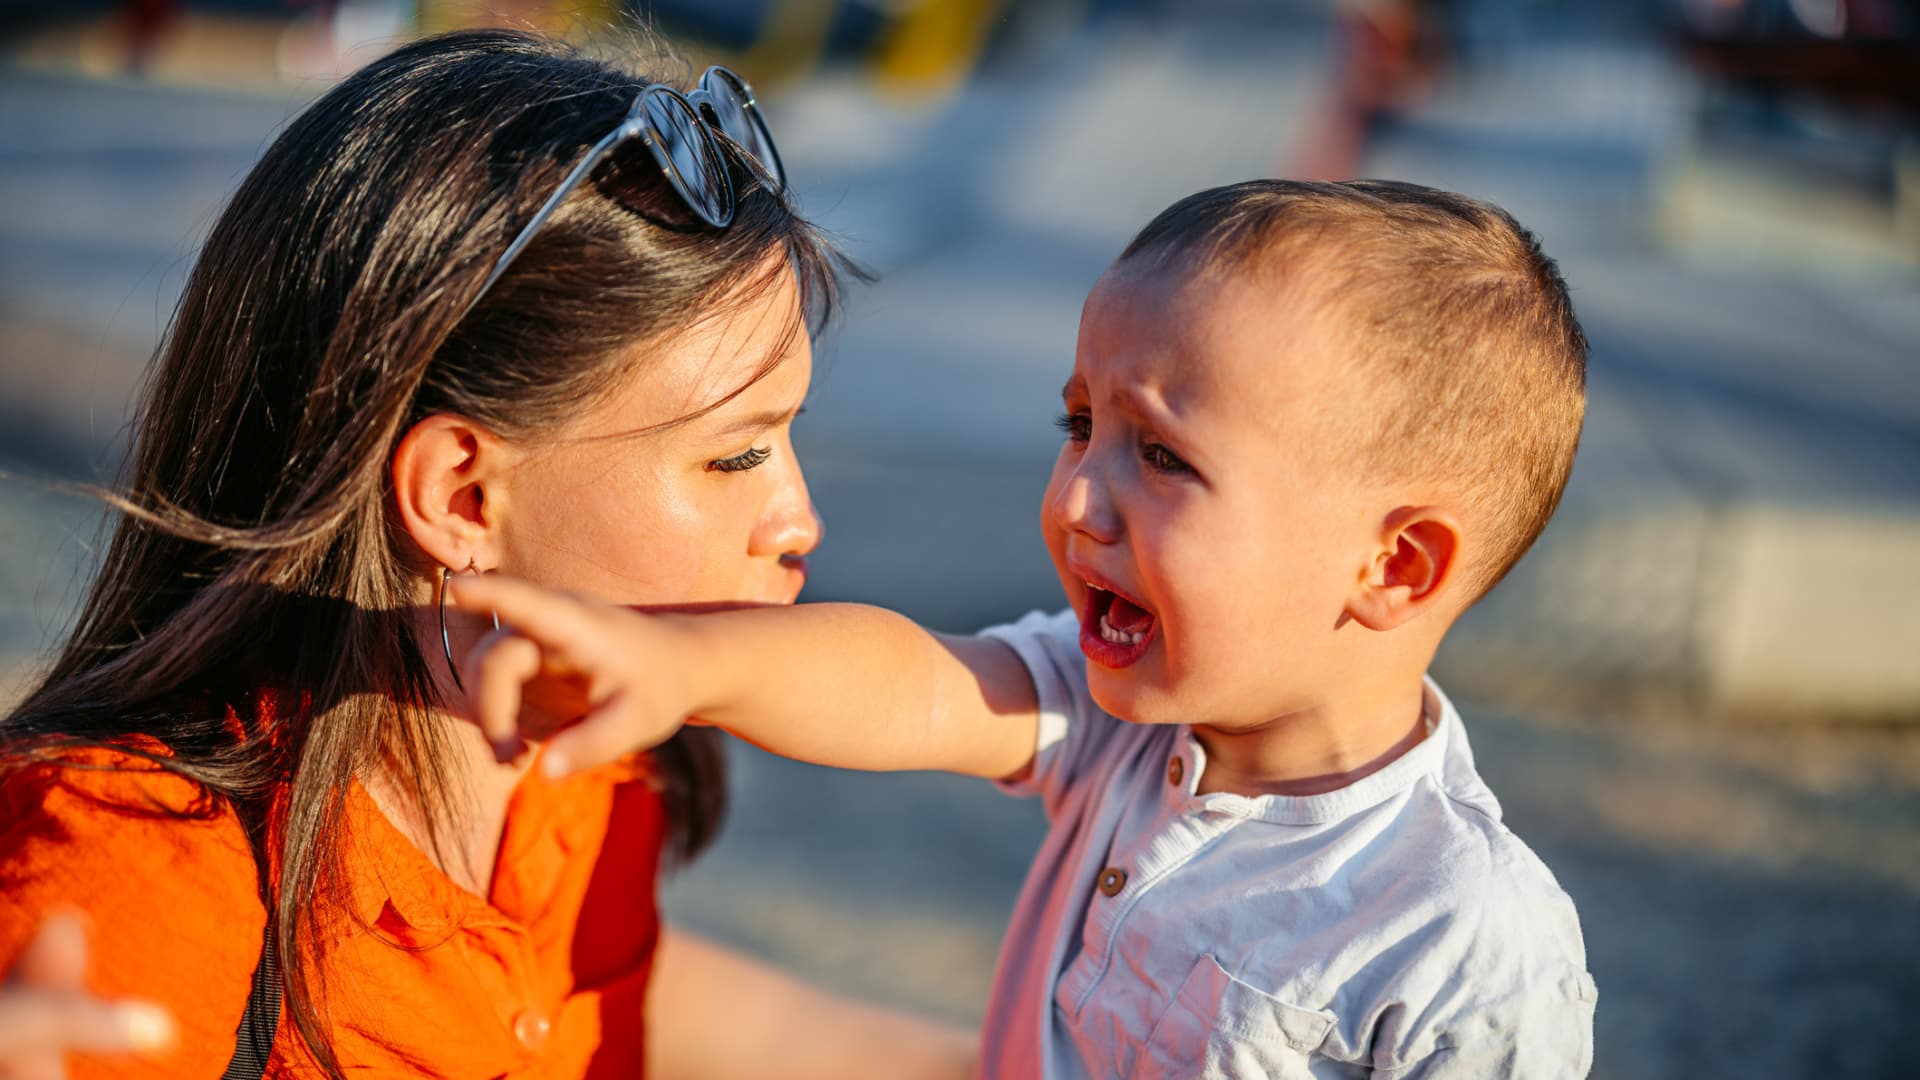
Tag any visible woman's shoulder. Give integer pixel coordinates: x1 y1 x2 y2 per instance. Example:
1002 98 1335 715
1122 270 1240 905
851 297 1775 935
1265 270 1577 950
0 738 264 902
1 741 269 1074
1 739 252 846
0 740 265 960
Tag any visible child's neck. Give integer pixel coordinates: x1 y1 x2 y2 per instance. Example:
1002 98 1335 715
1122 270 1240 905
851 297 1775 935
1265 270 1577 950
1189 680 1434 798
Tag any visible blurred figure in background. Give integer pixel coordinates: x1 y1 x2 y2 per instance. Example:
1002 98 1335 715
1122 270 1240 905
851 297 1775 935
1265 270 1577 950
1293 0 1452 180
116 0 179 73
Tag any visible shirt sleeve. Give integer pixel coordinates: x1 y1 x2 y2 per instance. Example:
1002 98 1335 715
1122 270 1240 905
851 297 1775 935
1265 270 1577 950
978 608 1122 814
0 754 268 1080
1366 870 1597 1080
1371 973 1597 1079
1332 822 1596 1079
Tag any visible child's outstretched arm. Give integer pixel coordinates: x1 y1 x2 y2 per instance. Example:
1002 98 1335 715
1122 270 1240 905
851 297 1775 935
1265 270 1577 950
448 575 1040 781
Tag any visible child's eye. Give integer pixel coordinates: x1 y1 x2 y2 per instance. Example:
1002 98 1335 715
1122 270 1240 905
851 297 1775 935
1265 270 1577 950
1141 442 1192 475
707 447 771 473
1054 411 1092 444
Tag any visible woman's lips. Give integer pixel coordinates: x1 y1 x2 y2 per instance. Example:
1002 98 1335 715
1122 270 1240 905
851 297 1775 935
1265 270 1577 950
779 556 809 604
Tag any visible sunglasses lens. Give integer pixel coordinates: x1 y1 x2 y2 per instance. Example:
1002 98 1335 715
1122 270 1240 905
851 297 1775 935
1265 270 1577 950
702 69 785 190
643 90 731 226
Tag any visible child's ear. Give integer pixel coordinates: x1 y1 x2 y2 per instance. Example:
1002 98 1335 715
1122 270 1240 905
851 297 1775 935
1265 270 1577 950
391 414 508 573
1345 505 1463 632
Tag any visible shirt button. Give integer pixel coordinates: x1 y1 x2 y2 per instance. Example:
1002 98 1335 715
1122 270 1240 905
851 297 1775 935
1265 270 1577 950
1167 756 1184 786
513 1009 551 1052
1097 867 1128 896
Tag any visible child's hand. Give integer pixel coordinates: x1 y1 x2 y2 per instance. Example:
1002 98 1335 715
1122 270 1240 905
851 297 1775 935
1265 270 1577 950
448 575 702 778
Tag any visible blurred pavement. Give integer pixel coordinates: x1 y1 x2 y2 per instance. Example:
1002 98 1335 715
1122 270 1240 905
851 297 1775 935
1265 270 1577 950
1 5 1917 1078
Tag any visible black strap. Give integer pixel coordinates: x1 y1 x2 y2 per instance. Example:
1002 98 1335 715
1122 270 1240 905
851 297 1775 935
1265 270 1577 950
221 925 282 1079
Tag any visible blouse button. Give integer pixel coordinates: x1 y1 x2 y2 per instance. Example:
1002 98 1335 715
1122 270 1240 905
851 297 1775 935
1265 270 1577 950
1097 867 1128 896
1167 756 1184 786
513 1009 552 1052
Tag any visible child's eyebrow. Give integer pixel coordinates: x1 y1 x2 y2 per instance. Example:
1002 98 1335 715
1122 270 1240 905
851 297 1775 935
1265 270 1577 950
1061 374 1188 434
1109 383 1182 430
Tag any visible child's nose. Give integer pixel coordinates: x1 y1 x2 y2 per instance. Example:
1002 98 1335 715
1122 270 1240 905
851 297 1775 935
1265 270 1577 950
1049 462 1119 544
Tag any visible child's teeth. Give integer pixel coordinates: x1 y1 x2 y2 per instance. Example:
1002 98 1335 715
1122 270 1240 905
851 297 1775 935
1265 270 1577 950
1097 613 1146 647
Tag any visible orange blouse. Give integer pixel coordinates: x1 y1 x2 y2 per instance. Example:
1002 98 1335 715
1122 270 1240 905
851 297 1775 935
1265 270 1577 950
0 745 668 1078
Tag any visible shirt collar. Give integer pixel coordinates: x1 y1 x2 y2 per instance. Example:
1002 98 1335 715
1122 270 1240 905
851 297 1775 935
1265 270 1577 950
342 782 467 936
338 749 654 936
1172 677 1456 826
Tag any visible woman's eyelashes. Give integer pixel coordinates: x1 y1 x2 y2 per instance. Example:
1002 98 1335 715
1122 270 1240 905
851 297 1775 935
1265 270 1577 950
707 446 771 473
707 406 803 474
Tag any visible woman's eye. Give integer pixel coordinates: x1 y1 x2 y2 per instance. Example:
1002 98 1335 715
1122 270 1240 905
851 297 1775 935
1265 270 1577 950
1141 442 1192 475
1054 411 1092 444
707 447 771 473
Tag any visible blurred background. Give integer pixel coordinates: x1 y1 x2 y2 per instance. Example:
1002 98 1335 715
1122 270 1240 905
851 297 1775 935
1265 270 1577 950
1 0 1916 1076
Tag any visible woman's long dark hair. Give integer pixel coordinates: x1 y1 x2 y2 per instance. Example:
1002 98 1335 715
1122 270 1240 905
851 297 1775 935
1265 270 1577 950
1 28 850 1076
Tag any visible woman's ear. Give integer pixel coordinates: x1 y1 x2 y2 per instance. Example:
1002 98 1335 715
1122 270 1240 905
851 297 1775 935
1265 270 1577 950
1344 505 1463 632
391 414 507 573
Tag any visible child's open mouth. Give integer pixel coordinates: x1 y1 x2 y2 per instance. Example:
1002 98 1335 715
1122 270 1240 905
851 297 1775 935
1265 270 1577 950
1079 582 1158 668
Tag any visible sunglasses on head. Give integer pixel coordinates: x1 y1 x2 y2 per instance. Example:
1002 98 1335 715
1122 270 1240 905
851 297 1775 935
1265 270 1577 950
470 66 785 307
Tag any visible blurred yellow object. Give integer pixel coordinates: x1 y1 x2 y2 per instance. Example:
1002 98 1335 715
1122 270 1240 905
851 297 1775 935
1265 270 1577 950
874 0 1009 99
733 0 841 90
417 0 625 38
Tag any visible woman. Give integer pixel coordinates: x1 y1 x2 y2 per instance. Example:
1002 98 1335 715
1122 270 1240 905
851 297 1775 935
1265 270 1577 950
0 29 970 1079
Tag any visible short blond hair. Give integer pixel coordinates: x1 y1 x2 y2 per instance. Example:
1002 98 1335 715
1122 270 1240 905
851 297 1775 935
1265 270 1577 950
1121 179 1588 599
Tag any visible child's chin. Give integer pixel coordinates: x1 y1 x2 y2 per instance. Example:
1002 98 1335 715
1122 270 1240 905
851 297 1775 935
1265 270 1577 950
1085 667 1177 725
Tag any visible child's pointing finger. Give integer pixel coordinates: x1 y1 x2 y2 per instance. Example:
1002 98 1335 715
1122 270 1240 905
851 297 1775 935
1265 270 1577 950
448 574 604 654
463 628 542 762
447 575 695 779
540 688 672 779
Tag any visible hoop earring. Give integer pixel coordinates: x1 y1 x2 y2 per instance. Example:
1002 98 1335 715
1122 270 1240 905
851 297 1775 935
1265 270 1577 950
437 560 500 693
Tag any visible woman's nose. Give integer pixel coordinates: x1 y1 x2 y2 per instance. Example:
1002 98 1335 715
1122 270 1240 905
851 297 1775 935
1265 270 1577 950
751 464 823 558
788 499 824 557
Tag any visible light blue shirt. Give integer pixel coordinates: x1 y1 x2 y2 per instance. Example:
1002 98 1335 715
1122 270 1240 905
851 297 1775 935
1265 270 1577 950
978 610 1596 1078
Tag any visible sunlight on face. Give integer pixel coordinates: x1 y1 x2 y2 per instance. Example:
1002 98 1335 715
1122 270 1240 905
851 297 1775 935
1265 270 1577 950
495 267 821 609
1043 262 1390 728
